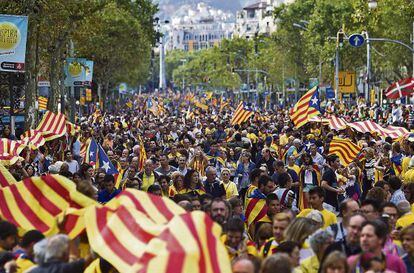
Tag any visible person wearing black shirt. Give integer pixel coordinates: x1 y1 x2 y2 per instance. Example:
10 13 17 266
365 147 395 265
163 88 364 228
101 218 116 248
256 148 276 176
321 154 344 211
203 166 225 198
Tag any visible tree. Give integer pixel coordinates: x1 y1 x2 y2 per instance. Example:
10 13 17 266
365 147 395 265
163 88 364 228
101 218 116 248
0 0 157 121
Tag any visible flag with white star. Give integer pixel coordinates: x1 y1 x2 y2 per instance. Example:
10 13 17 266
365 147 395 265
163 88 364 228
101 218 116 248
85 138 98 164
98 144 118 175
289 86 322 128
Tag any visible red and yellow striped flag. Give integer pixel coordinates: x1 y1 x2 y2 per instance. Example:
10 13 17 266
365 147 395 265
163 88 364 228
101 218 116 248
36 111 67 141
107 189 185 223
0 163 17 187
38 96 48 111
289 86 321 128
0 138 26 165
85 203 230 273
129 212 231 273
80 138 90 161
245 198 268 228
328 137 361 166
66 121 80 136
0 174 97 237
21 130 46 150
230 101 254 126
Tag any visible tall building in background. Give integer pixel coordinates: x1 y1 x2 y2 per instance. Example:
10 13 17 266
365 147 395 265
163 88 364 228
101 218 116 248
234 0 295 38
165 2 235 52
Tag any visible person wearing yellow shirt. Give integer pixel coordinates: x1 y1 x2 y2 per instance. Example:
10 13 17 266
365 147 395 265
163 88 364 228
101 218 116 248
138 159 159 191
396 200 414 229
297 187 337 229
15 230 45 273
287 156 300 178
259 212 291 259
247 131 259 144
300 230 333 273
222 217 257 261
244 169 263 208
221 168 238 200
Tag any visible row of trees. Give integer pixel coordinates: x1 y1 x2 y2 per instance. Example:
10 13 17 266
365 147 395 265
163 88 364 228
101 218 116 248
167 0 413 94
1 0 157 128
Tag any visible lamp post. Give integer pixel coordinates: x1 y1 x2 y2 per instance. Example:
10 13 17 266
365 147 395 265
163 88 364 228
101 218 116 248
154 17 169 93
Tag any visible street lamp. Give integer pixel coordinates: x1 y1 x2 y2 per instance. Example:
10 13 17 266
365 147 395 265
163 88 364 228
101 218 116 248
368 0 378 10
154 17 170 93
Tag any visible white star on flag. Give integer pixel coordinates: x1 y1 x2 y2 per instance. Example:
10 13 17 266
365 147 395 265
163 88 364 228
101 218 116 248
311 97 318 105
102 161 111 172
305 142 312 150
89 151 94 158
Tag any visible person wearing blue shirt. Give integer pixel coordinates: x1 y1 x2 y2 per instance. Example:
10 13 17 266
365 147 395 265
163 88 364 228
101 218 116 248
97 174 121 203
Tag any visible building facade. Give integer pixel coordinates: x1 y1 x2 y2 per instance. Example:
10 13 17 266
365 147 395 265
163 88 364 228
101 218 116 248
234 0 295 38
165 2 235 52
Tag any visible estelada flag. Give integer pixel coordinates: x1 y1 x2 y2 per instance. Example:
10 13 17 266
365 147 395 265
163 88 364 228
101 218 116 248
290 86 322 128
385 77 414 99
230 101 254 125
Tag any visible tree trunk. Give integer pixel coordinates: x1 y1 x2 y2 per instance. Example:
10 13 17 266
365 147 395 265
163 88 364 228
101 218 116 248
48 48 61 113
23 0 40 130
24 19 38 130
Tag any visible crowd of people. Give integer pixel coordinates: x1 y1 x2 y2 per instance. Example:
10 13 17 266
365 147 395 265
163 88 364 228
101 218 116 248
1 94 414 273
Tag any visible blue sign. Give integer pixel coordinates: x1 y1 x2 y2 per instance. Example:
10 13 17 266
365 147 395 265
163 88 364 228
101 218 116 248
0 15 28 72
326 87 335 99
349 34 365 48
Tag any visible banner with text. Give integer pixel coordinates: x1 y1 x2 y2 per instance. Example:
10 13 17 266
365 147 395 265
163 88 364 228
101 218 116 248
0 15 28 72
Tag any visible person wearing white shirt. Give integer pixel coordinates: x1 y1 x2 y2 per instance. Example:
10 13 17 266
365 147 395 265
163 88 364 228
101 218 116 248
273 172 298 211
64 150 79 174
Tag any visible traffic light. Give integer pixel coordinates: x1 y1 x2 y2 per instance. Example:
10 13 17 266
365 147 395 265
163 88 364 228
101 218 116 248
86 88 92 101
337 31 344 47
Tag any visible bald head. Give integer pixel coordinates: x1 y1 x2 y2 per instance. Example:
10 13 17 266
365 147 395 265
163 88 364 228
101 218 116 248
232 258 255 273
